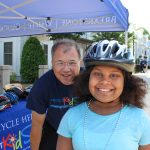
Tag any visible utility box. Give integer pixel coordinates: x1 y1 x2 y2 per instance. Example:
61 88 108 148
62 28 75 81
0 65 12 94
38 65 49 78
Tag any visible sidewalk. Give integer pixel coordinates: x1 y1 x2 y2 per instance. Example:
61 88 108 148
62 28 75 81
134 69 150 85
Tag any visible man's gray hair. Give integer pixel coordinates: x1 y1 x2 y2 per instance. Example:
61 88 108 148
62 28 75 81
51 39 81 59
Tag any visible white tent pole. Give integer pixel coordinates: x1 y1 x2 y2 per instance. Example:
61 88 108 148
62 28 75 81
0 2 48 31
125 31 128 47
0 16 48 20
0 0 34 15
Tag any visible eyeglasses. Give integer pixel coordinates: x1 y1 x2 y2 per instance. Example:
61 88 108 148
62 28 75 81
54 60 80 69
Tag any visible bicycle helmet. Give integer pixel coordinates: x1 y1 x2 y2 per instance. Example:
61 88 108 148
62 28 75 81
84 40 135 72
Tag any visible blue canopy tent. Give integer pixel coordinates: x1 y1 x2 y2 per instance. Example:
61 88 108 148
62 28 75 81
0 0 129 38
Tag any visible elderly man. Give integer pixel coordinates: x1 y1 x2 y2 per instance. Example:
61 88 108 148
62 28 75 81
26 39 82 150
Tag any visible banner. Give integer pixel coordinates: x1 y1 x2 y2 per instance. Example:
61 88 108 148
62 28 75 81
0 101 31 150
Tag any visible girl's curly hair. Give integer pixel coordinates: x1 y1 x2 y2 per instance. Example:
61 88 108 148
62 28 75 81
73 67 148 108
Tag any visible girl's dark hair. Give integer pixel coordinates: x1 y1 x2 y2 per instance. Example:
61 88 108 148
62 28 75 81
73 67 148 108
120 72 148 108
73 67 94 102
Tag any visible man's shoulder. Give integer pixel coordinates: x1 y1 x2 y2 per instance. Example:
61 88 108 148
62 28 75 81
29 70 55 94
33 70 55 87
38 69 54 81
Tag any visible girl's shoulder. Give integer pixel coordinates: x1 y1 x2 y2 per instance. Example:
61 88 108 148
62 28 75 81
125 105 150 122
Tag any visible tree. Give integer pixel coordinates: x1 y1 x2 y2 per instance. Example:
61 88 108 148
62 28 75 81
49 33 84 40
137 27 149 35
92 32 125 43
92 31 134 48
127 32 136 49
142 27 150 40
20 37 46 83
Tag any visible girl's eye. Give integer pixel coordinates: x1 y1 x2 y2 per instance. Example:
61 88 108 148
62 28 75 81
110 73 119 79
93 72 103 78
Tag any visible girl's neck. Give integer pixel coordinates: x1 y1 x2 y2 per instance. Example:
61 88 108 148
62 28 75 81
88 99 123 115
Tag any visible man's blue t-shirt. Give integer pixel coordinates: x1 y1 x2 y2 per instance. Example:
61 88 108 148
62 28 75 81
26 69 78 129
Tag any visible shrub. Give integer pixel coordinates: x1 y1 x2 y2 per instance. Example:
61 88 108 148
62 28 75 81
10 72 17 83
20 37 46 83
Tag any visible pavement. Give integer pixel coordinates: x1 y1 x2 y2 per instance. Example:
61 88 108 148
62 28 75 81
134 69 150 116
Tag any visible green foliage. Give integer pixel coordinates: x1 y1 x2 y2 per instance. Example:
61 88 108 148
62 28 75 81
92 32 135 48
127 32 136 48
142 28 150 40
49 33 84 40
92 32 125 44
20 37 46 83
143 28 149 35
137 27 149 35
10 72 17 83
148 35 150 40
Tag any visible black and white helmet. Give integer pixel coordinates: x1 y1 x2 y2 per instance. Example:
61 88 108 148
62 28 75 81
84 40 135 72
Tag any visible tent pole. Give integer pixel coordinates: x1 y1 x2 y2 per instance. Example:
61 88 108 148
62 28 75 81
0 2 48 31
125 31 128 47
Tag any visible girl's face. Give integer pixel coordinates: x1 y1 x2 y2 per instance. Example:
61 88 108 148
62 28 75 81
89 65 124 103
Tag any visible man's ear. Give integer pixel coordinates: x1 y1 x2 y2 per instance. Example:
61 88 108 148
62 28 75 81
51 58 54 66
80 60 84 67
51 59 54 68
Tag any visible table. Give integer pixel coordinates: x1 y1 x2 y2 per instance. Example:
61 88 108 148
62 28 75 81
0 100 31 150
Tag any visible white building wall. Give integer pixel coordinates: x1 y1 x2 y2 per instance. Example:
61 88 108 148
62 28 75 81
134 29 149 61
0 41 4 64
13 36 29 76
0 37 27 83
0 36 29 76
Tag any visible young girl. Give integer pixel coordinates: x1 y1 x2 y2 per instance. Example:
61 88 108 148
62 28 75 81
57 40 150 150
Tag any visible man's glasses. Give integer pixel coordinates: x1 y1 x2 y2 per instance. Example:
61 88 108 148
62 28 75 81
54 60 80 69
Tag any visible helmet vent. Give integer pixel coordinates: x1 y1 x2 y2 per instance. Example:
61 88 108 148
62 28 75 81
93 44 97 53
111 43 119 54
103 44 108 52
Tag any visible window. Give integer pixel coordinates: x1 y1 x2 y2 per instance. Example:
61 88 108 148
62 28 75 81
4 42 13 65
44 44 48 65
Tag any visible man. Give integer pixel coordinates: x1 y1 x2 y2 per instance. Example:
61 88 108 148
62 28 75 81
140 58 147 73
26 39 81 150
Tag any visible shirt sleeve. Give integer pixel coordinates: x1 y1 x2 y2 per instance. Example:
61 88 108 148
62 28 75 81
57 108 73 138
139 111 150 145
26 79 48 114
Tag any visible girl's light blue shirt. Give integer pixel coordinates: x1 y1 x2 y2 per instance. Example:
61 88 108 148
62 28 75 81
57 102 150 150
